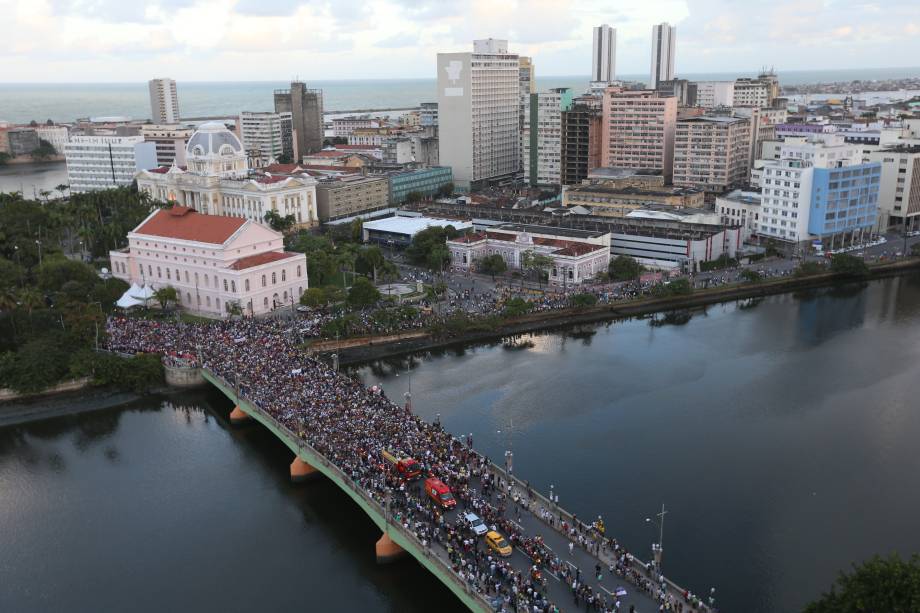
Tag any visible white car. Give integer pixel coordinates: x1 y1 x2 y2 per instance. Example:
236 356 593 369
464 512 487 536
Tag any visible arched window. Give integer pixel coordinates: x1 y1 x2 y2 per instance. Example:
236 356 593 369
271 272 277 284
206 296 211 306
231 280 236 293
187 292 191 303
223 279 228 291
176 269 180 281
297 265 302 277
245 279 250 291
283 290 288 301
195 272 199 284
205 274 209 286
216 299 221 311
157 267 162 278
184 271 189 282
281 269 286 282
166 268 171 280
263 297 268 308
261 274 266 287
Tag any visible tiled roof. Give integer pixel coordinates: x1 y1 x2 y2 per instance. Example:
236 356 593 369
148 166 170 174
260 163 304 173
308 150 349 158
302 165 362 173
253 175 291 184
227 251 300 270
134 207 247 244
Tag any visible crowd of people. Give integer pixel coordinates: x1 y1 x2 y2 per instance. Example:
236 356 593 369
105 315 711 613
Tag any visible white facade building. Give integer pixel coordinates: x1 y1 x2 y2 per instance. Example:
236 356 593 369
332 116 381 138
716 190 762 241
591 24 616 87
448 228 610 286
650 23 676 89
437 39 520 190
109 206 307 318
35 125 70 154
140 124 192 167
867 144 920 231
240 111 294 163
693 81 734 108
64 135 158 192
135 122 319 228
149 78 180 124
523 88 573 186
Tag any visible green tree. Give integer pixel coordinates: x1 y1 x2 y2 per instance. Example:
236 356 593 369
263 210 296 232
36 259 98 293
437 182 455 198
299 287 327 308
0 152 11 166
406 226 458 266
830 253 869 278
795 261 826 277
323 285 345 305
803 553 920 613
740 269 762 283
609 256 644 282
427 244 450 273
405 191 424 204
350 218 364 243
0 258 23 290
571 293 598 308
521 251 553 288
478 254 507 280
153 286 178 310
347 276 381 308
502 296 532 317
30 139 57 161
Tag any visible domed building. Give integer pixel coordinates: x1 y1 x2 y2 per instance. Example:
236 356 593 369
136 121 318 228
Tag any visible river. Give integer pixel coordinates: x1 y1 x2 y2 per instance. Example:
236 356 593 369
3 275 920 612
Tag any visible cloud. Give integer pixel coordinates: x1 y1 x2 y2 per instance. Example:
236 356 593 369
0 0 918 82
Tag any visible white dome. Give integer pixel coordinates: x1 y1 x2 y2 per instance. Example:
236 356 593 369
186 122 243 159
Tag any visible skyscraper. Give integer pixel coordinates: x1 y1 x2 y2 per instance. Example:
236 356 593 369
591 25 616 86
650 23 676 89
148 78 180 124
601 90 677 181
437 39 521 190
274 82 324 160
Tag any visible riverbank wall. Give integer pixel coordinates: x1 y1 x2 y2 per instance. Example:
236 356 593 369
330 258 920 365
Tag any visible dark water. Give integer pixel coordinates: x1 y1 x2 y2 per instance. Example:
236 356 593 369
2 276 920 613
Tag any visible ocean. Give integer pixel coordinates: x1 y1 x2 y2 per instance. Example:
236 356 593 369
2 67 919 124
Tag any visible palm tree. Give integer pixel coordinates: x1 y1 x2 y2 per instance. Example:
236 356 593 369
55 184 69 199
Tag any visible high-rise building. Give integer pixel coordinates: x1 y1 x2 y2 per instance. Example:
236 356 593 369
140 124 193 167
437 39 521 190
148 78 180 124
673 116 751 195
601 90 677 181
692 81 735 108
519 56 536 178
240 111 294 164
591 25 616 86
420 102 439 127
867 144 920 231
650 23 676 89
274 82 324 159
759 135 881 248
64 135 158 192
561 97 603 186
733 72 780 108
522 88 573 186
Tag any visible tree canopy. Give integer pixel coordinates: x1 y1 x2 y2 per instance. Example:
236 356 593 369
405 226 458 269
478 254 507 280
609 256 643 281
347 276 381 308
804 553 920 613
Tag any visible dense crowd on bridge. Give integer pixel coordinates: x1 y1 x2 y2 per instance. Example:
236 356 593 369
106 315 711 613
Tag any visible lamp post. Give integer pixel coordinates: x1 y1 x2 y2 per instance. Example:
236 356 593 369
645 503 667 573
35 239 42 267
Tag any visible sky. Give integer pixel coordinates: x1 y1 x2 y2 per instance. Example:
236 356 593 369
2 0 920 82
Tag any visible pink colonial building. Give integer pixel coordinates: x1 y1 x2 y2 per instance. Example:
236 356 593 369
447 227 610 287
110 206 308 317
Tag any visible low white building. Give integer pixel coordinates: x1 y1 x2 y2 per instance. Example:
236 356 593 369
448 227 610 286
716 190 762 241
136 121 319 228
240 111 294 163
64 135 158 192
109 206 307 317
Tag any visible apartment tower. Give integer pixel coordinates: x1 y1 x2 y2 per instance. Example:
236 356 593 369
591 25 616 86
148 78 180 124
650 23 676 89
274 81 324 160
601 90 677 181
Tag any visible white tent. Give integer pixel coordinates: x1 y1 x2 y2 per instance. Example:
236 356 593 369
116 291 144 309
131 285 156 300
127 282 144 298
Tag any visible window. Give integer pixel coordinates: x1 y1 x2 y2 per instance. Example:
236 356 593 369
231 280 236 293
272 272 277 284
157 267 162 278
245 279 250 291
281 269 286 282
297 265 302 277
261 275 266 287
223 279 228 291
264 297 269 308
205 274 209 286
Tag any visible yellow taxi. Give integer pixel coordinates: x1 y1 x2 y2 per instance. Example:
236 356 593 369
485 530 512 557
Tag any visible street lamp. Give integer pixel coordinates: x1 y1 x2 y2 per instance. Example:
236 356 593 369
35 239 42 266
645 503 667 573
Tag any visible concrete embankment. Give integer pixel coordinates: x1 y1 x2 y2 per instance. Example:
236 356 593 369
329 258 920 365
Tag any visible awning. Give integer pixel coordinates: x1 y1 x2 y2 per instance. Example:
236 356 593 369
116 291 144 309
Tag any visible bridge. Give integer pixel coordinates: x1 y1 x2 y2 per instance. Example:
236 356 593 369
200 370 713 613
106 315 713 612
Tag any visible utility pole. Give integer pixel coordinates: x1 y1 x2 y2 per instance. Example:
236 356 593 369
647 503 668 572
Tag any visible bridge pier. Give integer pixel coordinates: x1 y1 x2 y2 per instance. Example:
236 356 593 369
229 405 251 425
290 456 319 482
375 532 406 564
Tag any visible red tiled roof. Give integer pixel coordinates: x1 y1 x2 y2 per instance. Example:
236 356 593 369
337 144 381 150
450 232 488 244
302 165 361 173
308 150 349 158
227 251 299 270
554 243 602 256
260 163 304 173
254 175 290 184
148 166 170 174
134 207 247 244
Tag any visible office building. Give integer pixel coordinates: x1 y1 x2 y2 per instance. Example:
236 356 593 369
420 102 438 127
437 39 520 190
519 56 536 178
35 125 70 154
65 135 158 192
693 81 735 108
240 111 294 163
315 174 390 222
274 81 324 159
109 207 307 317
591 25 616 87
388 166 453 204
867 144 920 231
759 135 881 248
561 100 603 186
601 90 677 180
716 190 762 242
135 122 318 227
140 124 193 167
148 78 180 124
673 115 751 194
523 88 573 186
650 23 676 89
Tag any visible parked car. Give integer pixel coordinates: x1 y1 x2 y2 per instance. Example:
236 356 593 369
464 512 487 536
